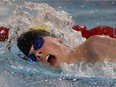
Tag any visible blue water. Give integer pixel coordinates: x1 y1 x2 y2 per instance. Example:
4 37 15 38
0 0 116 87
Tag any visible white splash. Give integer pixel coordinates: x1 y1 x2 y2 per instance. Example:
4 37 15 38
61 60 116 78
0 1 116 87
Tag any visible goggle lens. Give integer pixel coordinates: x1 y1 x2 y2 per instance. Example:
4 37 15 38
33 36 44 50
28 37 44 62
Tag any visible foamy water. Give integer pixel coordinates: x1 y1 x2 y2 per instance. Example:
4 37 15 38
0 0 116 87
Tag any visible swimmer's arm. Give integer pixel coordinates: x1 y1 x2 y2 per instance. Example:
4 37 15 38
83 35 116 63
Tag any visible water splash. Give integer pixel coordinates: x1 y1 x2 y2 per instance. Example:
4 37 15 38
0 0 116 77
0 1 116 87
0 0 84 76
61 61 116 79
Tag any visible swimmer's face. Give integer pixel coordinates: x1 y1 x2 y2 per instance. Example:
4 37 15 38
29 36 70 67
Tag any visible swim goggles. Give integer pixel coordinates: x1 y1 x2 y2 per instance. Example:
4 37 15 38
28 36 44 62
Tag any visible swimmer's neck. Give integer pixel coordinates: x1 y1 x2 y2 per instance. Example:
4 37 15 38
67 44 87 64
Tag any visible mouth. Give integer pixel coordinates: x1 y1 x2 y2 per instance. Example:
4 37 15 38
46 54 57 65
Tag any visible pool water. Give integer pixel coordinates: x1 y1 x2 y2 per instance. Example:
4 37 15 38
0 0 116 87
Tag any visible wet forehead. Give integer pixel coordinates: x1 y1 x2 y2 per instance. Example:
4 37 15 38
43 36 59 44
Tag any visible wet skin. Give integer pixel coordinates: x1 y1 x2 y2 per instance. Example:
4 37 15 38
72 35 116 64
29 35 116 67
29 36 73 67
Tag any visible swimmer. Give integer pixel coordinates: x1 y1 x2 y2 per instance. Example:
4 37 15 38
17 29 116 67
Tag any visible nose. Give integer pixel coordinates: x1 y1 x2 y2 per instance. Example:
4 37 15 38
35 51 47 62
35 51 43 60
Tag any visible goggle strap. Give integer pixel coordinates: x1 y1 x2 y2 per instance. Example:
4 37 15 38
28 54 37 62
